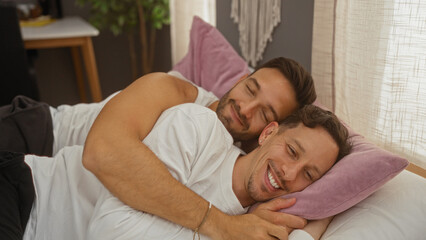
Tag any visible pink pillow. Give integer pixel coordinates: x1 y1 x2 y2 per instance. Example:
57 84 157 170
250 104 409 220
172 16 250 98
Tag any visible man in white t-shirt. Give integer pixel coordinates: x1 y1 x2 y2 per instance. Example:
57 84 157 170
48 70 219 156
1 104 351 240
0 57 319 238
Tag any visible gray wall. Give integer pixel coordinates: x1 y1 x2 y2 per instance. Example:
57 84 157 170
35 0 313 106
217 0 314 71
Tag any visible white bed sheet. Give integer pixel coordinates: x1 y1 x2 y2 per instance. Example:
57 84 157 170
321 170 426 240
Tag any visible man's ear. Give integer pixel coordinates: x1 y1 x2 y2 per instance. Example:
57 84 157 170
258 122 279 145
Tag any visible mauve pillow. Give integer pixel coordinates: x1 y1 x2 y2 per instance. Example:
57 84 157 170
172 16 250 98
250 105 409 220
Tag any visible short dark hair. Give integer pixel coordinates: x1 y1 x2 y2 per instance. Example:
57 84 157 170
255 57 317 107
278 105 352 162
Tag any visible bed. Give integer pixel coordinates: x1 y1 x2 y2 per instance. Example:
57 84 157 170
322 169 425 239
173 16 426 239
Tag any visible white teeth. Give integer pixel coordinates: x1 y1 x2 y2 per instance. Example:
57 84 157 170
268 170 280 189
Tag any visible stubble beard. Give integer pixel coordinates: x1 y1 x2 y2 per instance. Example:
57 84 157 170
216 92 252 142
247 170 268 203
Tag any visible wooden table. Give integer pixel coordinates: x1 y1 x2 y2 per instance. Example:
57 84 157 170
21 17 102 102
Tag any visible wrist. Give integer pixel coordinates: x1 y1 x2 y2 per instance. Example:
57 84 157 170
193 202 212 239
198 206 231 239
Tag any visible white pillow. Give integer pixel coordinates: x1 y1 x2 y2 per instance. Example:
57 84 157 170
321 170 426 240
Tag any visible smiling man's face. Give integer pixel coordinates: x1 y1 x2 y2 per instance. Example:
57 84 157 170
216 68 299 142
233 122 339 207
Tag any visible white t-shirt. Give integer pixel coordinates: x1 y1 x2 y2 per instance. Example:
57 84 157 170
24 103 244 240
50 72 219 155
88 103 246 239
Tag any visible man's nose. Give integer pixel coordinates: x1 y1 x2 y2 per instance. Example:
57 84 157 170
239 101 259 119
281 163 301 181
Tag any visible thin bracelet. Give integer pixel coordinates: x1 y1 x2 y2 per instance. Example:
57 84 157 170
193 201 212 240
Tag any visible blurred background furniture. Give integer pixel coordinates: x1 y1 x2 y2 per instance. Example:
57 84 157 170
21 17 102 102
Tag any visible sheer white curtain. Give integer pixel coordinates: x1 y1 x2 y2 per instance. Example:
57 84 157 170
169 0 216 66
312 0 426 169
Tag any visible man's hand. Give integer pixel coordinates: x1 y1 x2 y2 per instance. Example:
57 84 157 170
202 208 290 240
250 198 307 232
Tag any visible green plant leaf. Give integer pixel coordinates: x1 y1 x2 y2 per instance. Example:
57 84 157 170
118 15 125 26
100 2 109 14
75 0 170 35
110 24 121 35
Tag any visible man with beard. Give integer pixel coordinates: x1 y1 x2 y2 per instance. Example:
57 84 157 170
1 57 317 239
1 104 350 239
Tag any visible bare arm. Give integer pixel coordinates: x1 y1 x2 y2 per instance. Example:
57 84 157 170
82 72 299 239
83 72 205 227
302 217 334 240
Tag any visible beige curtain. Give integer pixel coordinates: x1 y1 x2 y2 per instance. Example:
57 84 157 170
312 0 426 169
169 0 216 66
